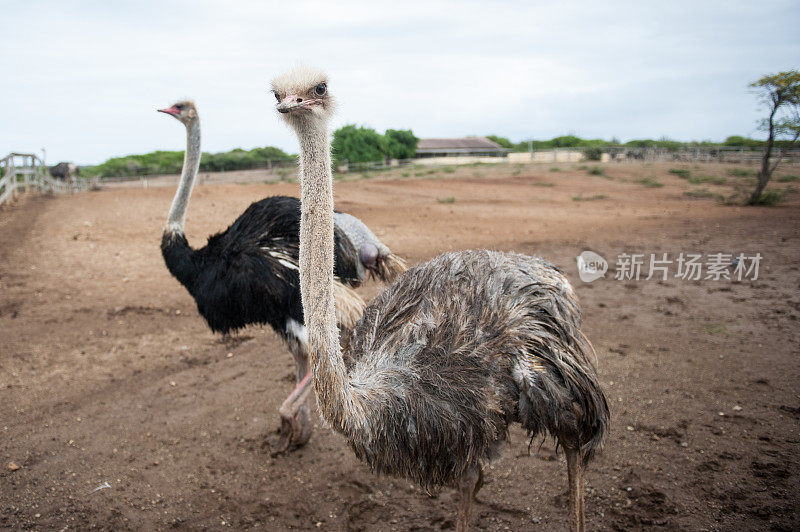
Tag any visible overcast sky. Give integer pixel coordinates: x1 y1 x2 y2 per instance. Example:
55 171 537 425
2 0 798 165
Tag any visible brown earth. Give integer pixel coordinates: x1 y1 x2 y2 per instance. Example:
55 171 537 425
1 162 799 530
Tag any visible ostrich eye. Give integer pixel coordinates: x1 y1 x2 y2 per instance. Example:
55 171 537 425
274 91 281 102
175 104 184 110
314 83 326 97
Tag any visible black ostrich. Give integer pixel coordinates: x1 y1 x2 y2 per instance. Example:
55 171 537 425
157 101 406 452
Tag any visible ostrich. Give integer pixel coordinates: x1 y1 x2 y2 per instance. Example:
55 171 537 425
272 67 609 531
157 100 406 452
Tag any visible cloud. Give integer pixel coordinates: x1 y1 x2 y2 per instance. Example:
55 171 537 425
1 0 798 163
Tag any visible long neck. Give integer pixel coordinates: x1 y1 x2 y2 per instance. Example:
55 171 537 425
297 120 361 434
166 119 201 233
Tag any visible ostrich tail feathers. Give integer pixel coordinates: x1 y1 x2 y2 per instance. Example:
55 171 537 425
333 281 367 330
372 253 409 283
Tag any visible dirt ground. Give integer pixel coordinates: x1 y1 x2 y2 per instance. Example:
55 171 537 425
2 162 799 530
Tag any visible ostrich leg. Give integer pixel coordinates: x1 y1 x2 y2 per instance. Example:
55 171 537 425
268 344 314 454
456 463 483 532
565 447 585 532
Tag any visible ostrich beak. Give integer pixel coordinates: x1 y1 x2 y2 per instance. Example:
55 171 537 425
277 95 315 113
158 106 180 116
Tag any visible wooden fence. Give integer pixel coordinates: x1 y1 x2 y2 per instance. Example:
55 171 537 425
0 153 92 206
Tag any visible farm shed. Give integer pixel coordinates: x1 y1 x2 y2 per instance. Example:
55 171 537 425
416 137 510 158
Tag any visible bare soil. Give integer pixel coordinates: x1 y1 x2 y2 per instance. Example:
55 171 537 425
2 162 799 530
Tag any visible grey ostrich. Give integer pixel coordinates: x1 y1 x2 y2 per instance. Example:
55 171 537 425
157 100 406 452
272 67 609 531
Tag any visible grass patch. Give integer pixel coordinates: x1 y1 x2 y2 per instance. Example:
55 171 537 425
727 168 755 177
414 171 425 177
572 194 608 201
437 196 455 204
684 188 714 198
637 177 663 188
687 175 726 185
753 189 785 206
441 166 456 174
576 165 588 171
401 171 410 178
700 322 728 335
588 166 604 176
668 168 691 179
549 166 560 172
533 182 556 187
777 174 799 182
426 169 437 175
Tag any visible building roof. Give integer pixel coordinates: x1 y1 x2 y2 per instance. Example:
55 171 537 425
416 137 508 153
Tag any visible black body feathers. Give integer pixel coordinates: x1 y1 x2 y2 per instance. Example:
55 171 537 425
161 195 360 335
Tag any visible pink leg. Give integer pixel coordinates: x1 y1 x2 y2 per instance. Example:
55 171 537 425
278 372 312 414
565 448 585 532
268 342 315 454
456 463 482 532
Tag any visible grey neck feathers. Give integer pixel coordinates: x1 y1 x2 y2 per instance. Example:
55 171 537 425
296 119 362 434
166 119 201 233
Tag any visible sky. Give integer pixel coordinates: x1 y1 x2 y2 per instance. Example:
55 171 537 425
1 0 798 165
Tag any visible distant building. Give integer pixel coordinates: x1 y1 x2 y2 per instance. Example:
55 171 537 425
416 137 509 158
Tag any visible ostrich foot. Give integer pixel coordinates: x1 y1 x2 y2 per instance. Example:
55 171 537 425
267 373 314 455
266 410 311 455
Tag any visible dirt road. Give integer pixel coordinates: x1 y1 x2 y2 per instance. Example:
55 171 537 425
2 163 798 530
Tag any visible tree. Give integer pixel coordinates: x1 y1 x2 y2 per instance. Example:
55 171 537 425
551 135 583 148
724 135 764 148
485 135 514 149
331 125 388 164
384 129 419 160
747 70 800 205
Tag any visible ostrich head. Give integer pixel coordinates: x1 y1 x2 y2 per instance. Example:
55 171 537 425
271 67 335 128
158 100 198 125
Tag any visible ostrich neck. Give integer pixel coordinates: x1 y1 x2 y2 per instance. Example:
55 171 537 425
166 119 201 233
297 120 362 434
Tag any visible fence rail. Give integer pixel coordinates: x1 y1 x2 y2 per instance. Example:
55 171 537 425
0 152 93 207
11 145 795 197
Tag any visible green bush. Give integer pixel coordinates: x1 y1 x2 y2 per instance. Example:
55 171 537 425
90 146 294 177
384 129 419 160
583 147 603 161
588 166 604 176
754 189 785 205
332 125 387 164
776 175 798 182
723 136 765 148
332 125 419 164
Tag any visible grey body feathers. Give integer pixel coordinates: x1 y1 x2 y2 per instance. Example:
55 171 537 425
332 250 609 490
